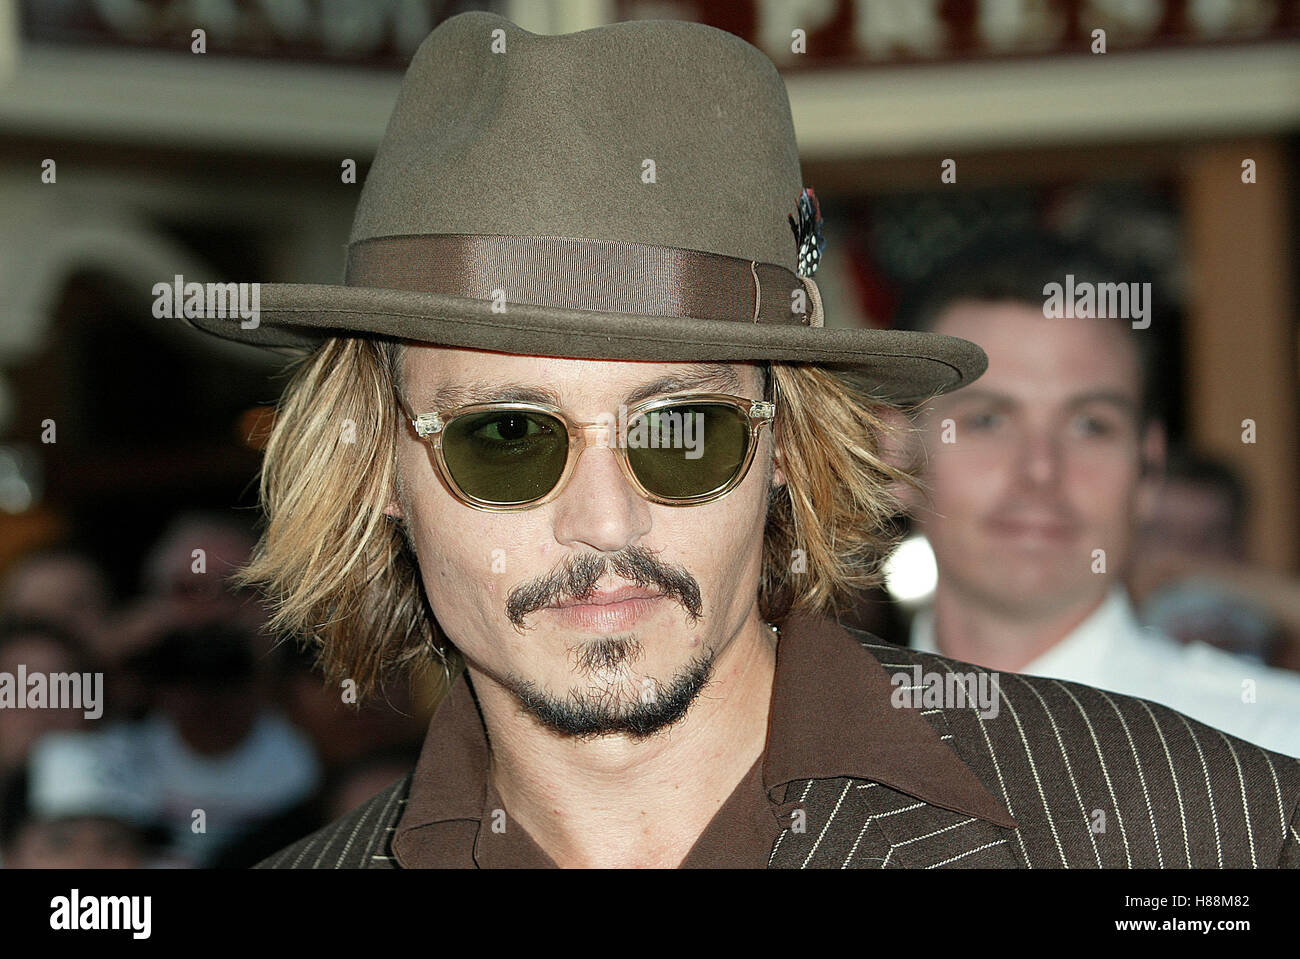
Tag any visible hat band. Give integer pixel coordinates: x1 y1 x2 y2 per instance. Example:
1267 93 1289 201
345 234 821 327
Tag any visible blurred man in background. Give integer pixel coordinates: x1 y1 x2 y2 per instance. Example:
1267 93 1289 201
1133 449 1275 659
88 512 274 723
114 619 320 866
1131 448 1300 667
895 233 1300 757
0 618 93 778
0 549 111 658
0 732 170 869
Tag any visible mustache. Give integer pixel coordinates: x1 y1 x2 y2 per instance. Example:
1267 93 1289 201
504 545 703 629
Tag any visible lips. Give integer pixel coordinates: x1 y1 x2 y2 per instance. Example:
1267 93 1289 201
986 515 1079 541
547 584 666 631
552 585 664 608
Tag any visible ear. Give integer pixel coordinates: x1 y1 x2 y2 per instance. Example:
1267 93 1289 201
771 443 788 491
1134 418 1167 521
383 475 405 520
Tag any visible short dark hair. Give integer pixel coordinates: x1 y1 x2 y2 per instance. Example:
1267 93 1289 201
1162 448 1249 541
0 616 87 668
893 231 1166 425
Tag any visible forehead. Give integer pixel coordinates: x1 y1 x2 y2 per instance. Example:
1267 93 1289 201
401 345 761 407
933 300 1140 405
0 636 73 667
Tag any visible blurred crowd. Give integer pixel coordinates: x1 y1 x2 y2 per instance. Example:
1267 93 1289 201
1129 449 1300 671
0 514 430 868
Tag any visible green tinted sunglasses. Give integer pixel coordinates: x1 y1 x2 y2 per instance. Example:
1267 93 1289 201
398 391 777 511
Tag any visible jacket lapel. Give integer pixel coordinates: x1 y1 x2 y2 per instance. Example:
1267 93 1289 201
765 776 1021 868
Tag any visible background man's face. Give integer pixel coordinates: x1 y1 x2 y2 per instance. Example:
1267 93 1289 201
914 301 1156 617
391 347 777 737
0 636 84 771
1137 478 1241 562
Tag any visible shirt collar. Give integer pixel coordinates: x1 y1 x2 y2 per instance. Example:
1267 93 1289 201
393 610 1016 866
766 610 1016 828
1017 587 1138 679
910 586 1137 676
910 605 939 654
391 660 560 868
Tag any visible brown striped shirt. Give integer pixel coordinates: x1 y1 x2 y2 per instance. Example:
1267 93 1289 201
389 612 1016 867
256 613 1300 869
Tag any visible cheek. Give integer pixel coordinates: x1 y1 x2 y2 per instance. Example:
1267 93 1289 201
417 517 508 572
411 521 501 635
408 484 555 601
658 508 745 566
1065 450 1142 525
925 441 1007 518
404 483 496 607
656 484 766 577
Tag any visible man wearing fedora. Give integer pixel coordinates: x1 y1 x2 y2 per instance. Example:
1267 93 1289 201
186 12 1300 868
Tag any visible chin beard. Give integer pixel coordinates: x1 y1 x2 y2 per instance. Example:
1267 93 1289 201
499 646 716 740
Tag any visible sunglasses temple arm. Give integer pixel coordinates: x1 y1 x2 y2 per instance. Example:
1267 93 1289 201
393 389 419 430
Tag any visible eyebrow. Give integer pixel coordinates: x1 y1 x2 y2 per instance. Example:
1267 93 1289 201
1067 390 1139 414
945 389 1139 414
415 363 745 411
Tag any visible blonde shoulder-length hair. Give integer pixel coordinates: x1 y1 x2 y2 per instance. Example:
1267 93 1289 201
235 337 918 704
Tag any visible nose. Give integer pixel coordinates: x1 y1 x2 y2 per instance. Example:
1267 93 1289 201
1014 427 1064 490
550 431 652 552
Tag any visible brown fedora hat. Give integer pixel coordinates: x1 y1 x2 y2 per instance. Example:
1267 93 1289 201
182 11 985 402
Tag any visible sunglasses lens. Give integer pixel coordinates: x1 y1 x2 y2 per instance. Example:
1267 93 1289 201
442 410 568 505
625 403 751 500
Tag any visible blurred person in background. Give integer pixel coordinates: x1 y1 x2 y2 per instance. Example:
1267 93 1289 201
141 511 255 602
0 548 112 658
1130 448 1300 668
274 638 427 773
111 620 321 866
0 618 95 778
895 233 1300 757
1 732 170 869
50 512 276 725
139 511 268 635
194 589 428 866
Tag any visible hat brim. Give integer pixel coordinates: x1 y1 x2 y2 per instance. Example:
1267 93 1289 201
183 283 985 403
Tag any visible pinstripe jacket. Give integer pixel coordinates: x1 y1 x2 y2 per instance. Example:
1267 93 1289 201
257 612 1300 868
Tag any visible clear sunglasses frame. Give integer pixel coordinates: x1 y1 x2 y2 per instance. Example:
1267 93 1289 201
397 391 777 512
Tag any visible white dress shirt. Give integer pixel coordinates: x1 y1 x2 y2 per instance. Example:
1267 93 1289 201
100 709 321 865
911 587 1300 758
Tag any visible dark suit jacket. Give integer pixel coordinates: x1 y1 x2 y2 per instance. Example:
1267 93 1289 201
257 625 1300 868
